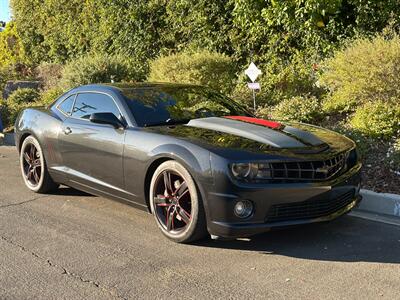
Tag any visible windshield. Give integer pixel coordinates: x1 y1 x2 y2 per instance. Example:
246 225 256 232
122 86 251 127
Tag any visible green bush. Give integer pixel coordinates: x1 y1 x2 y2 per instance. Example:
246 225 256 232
148 50 236 94
265 95 323 124
259 51 324 106
39 87 65 106
350 101 400 138
61 53 136 89
8 88 40 105
320 33 400 113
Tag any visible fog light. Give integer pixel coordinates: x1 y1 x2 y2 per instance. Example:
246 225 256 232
234 200 253 218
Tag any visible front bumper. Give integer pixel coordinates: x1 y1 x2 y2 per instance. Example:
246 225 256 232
205 163 362 238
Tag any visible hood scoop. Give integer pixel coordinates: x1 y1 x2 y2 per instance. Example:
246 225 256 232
187 117 327 150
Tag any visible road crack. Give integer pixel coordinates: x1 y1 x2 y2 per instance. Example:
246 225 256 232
0 235 127 300
0 195 51 209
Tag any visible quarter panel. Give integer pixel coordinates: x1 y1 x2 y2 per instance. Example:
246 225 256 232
15 108 63 167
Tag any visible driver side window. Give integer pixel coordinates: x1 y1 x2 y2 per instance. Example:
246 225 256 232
71 93 120 119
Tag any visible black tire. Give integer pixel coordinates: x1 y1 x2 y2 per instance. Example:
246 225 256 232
149 160 208 243
20 136 59 193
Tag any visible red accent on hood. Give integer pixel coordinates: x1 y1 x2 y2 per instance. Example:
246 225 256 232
224 116 282 129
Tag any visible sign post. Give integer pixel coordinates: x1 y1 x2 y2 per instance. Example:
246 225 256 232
245 62 261 111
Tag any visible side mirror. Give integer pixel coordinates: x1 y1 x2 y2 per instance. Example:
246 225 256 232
89 112 124 129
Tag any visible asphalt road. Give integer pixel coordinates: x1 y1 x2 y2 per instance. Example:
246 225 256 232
1 145 400 300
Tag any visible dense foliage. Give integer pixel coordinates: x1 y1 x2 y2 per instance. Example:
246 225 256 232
349 101 400 138
0 21 25 68
320 32 400 113
39 87 64 106
7 88 39 105
7 0 400 102
267 95 323 124
60 53 135 89
149 51 236 94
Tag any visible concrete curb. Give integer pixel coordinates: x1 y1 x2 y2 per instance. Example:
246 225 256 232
358 189 400 217
350 189 400 225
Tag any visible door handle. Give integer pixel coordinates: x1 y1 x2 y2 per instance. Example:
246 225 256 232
63 127 72 135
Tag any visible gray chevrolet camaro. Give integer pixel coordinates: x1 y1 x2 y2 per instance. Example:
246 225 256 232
15 83 362 243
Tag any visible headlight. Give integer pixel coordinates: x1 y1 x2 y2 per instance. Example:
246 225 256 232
230 162 272 180
231 163 257 178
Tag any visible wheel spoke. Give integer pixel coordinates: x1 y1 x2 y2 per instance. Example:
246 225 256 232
30 144 36 159
23 153 30 163
163 171 173 194
175 181 188 198
27 168 33 180
166 206 175 231
33 168 40 183
177 206 191 224
154 195 171 207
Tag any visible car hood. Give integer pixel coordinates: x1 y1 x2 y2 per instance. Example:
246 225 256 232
145 116 354 157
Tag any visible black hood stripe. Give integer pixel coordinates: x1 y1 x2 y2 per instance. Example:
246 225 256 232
187 117 305 148
187 117 325 149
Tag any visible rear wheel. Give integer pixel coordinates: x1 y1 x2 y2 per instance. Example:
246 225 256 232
149 161 207 243
20 136 59 193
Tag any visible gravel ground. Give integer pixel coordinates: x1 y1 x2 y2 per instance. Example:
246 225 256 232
361 141 400 194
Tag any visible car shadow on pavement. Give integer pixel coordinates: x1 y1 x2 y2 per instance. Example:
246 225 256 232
195 216 400 264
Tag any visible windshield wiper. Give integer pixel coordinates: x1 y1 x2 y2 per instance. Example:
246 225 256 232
143 118 190 127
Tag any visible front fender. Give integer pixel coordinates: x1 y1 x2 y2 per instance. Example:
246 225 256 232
148 143 212 182
123 128 213 208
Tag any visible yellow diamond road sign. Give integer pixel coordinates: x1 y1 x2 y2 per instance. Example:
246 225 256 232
245 62 261 82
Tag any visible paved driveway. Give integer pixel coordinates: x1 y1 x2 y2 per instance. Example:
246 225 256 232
0 146 399 299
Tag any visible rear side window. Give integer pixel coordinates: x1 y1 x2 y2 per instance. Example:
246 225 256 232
71 93 120 119
57 95 75 115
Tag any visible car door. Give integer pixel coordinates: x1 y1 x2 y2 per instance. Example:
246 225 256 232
58 92 126 196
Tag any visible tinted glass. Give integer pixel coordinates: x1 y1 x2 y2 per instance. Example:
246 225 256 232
122 86 251 127
71 93 120 119
57 95 75 115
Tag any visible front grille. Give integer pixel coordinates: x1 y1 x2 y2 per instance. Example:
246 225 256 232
265 189 355 223
268 152 346 182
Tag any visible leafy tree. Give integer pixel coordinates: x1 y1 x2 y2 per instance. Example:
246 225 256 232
162 1 234 55
0 21 26 67
8 0 400 105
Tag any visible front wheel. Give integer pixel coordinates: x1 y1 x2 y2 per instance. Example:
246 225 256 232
149 160 207 243
20 136 59 193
